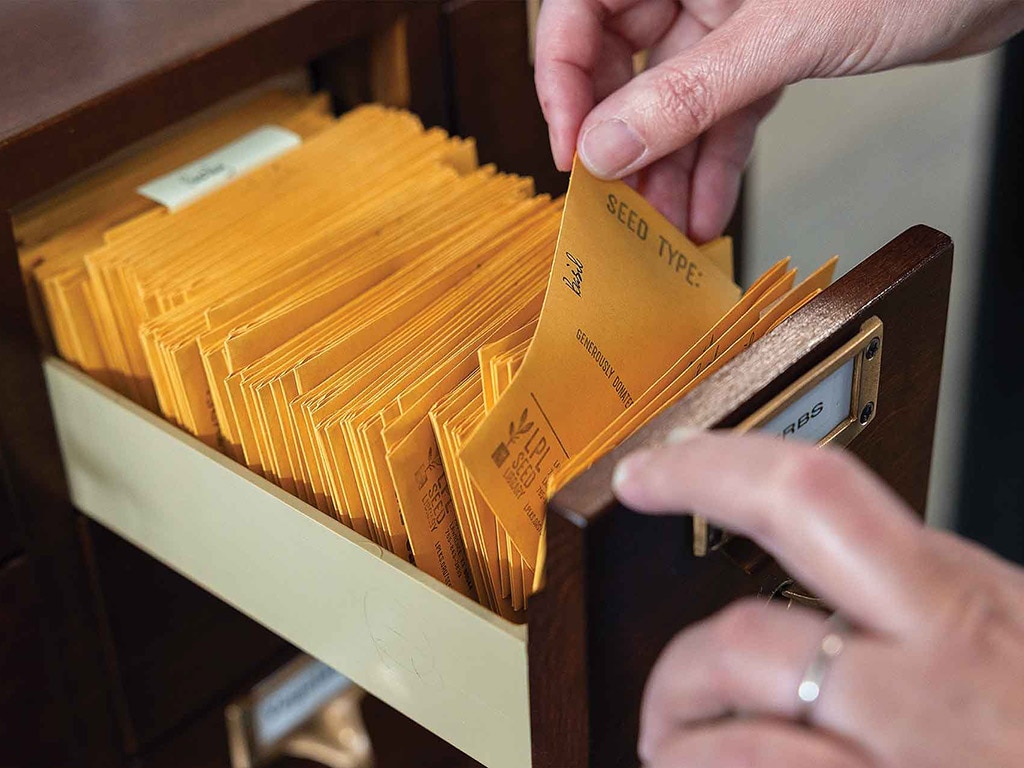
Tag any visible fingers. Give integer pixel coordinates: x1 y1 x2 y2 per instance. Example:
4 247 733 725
535 0 604 170
639 598 919 767
624 7 708 230
536 0 679 171
926 529 1024 634
638 594 1013 768
640 600 835 758
592 31 636 105
612 432 943 637
931 527 1024 589
607 0 681 51
635 532 1024 768
577 7 813 179
644 718 871 768
687 89 780 241
645 5 712 69
635 146 698 230
679 0 746 30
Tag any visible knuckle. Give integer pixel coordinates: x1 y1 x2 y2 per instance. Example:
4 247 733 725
913 531 1014 653
743 447 857 547
932 579 1006 656
653 63 716 137
773 448 901 548
777 448 853 509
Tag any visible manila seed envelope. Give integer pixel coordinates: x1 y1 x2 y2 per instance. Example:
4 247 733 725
461 158 741 565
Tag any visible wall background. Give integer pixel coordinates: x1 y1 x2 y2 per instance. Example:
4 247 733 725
747 52 1002 529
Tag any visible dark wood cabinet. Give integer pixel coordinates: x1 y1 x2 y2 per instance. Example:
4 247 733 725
0 449 18 565
446 0 567 197
80 521 290 754
0 556 73 768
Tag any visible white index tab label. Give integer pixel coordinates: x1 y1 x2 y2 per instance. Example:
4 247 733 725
136 125 301 211
252 659 350 749
759 358 855 444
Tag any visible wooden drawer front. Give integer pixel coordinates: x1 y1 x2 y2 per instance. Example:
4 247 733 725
534 226 954 768
0 556 72 768
0 449 18 563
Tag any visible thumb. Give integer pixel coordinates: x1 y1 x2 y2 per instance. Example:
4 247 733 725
577 10 811 179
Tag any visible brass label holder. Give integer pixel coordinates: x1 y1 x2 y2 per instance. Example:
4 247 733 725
693 316 883 556
226 654 372 768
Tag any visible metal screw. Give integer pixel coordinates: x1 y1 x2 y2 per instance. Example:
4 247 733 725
865 337 880 360
859 401 875 425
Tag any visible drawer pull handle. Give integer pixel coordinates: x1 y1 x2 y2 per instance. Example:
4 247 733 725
770 579 826 610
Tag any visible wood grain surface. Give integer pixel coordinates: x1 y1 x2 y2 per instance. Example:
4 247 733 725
0 0 442 208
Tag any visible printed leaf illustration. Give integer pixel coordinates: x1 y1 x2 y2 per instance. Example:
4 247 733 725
515 408 534 439
427 443 443 472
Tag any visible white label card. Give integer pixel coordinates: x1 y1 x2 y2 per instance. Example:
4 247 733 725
758 359 855 444
252 659 350 749
136 125 301 211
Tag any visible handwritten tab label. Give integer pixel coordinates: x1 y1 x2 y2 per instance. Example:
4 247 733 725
562 252 583 297
137 125 301 211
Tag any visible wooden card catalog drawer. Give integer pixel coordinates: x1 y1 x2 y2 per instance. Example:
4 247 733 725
45 225 952 768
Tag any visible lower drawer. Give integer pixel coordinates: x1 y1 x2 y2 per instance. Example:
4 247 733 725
82 519 287 752
45 358 529 768
136 685 482 768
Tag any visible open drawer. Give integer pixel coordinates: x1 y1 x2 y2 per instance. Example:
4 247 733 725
46 225 952 768
45 358 531 768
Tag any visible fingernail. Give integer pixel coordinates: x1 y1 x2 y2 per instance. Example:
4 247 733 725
580 118 646 178
612 453 643 493
666 426 701 444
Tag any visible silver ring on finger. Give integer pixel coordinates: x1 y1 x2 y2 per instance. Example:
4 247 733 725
797 613 850 721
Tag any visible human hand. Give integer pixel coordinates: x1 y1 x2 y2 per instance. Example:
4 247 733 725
612 430 1024 767
535 0 1024 240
